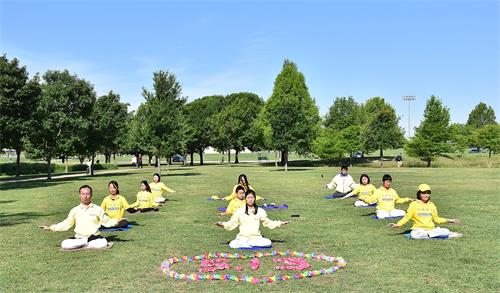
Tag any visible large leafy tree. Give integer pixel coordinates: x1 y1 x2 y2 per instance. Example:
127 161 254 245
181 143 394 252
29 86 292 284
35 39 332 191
261 59 321 171
92 91 129 163
142 70 186 172
324 96 362 130
476 124 500 166
210 92 264 163
123 103 154 164
313 128 344 164
363 101 405 165
466 102 496 129
26 70 95 179
448 123 473 157
405 95 451 167
0 55 41 177
185 95 224 165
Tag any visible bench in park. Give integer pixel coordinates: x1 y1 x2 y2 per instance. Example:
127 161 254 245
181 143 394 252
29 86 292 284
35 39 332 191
258 156 269 163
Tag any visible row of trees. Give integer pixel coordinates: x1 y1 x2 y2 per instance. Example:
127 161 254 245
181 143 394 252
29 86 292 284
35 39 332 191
1 54 499 179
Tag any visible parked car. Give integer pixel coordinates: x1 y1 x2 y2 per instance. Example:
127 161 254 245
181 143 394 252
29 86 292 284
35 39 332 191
468 147 481 153
172 154 185 163
353 151 363 158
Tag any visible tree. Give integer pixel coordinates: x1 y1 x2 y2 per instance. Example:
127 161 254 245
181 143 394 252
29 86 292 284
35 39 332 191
339 125 363 166
185 95 224 165
363 103 405 166
123 103 154 164
313 128 344 164
466 102 496 129
405 95 451 167
26 70 96 179
324 96 362 130
210 92 264 163
0 55 42 177
261 59 321 171
92 91 129 163
448 123 472 157
476 124 500 166
142 70 186 173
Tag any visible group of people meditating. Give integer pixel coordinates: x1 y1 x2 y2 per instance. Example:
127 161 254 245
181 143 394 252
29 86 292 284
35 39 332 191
40 166 462 251
324 165 462 239
40 173 176 250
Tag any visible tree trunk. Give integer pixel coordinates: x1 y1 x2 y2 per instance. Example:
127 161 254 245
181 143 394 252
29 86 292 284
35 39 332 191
113 153 116 162
105 152 111 163
47 157 52 180
488 149 492 168
199 150 204 165
220 151 224 163
61 155 65 164
148 154 152 166
274 151 279 168
15 147 21 177
65 158 68 173
156 155 161 174
166 158 170 172
90 155 95 176
281 150 288 171
227 149 231 165
235 149 239 164
190 152 194 166
79 155 85 164
427 159 431 167
349 153 353 167
379 148 384 168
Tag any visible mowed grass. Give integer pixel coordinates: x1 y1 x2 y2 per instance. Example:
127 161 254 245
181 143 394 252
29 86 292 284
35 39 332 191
0 165 499 292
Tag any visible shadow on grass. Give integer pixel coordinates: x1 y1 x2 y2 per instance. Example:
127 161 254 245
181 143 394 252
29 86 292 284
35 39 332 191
269 168 310 172
0 211 52 227
105 235 132 242
0 200 17 204
0 172 134 191
362 212 376 216
164 172 202 177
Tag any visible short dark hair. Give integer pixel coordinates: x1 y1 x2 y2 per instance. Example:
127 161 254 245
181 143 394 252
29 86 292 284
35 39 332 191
341 165 348 170
79 185 93 194
235 185 246 193
153 173 161 181
382 174 392 182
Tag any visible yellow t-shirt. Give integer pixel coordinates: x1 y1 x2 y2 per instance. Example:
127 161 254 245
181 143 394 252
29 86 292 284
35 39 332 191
351 184 377 204
374 187 410 212
101 195 130 220
224 184 259 201
149 182 175 200
225 198 246 215
129 191 159 209
396 200 447 229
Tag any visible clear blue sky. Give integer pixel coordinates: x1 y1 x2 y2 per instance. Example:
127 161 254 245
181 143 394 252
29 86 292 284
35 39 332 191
1 0 498 136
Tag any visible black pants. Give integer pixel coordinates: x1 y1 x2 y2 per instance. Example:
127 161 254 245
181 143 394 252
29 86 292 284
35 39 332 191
330 192 348 198
127 207 158 213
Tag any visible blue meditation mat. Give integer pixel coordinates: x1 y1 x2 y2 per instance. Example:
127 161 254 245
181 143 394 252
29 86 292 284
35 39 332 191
403 233 449 240
324 194 345 199
218 204 288 212
232 245 272 251
371 215 403 220
99 224 132 232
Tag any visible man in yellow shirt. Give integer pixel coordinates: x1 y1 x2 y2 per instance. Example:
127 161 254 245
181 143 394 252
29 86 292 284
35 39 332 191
40 185 118 250
389 184 462 239
374 174 413 218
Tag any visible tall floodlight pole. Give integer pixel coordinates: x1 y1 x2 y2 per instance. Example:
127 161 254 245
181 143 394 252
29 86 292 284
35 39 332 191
402 96 416 138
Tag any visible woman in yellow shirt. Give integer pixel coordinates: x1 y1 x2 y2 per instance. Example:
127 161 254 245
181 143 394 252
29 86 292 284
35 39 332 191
223 174 264 201
128 180 160 213
150 173 176 203
340 174 377 207
100 180 130 228
216 190 290 249
389 184 462 239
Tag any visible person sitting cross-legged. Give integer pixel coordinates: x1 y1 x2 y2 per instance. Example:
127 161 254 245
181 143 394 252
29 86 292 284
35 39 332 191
40 185 117 250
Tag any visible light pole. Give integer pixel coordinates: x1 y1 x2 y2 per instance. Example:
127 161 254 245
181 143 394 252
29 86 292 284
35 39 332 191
402 96 416 138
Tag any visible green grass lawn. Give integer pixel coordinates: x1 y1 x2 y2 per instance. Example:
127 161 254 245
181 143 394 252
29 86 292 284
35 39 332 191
0 165 499 292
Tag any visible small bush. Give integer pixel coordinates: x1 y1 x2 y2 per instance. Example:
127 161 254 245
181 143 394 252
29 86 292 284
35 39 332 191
0 162 118 175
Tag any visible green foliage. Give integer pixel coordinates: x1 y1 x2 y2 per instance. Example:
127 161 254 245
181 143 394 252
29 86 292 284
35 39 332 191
466 102 496 129
324 96 362 130
313 128 344 162
0 162 117 175
142 70 187 160
405 95 452 167
448 123 472 156
123 103 154 156
363 103 405 157
262 59 321 167
209 92 264 162
0 54 42 176
476 124 500 160
185 95 225 161
25 70 96 178
90 91 129 162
